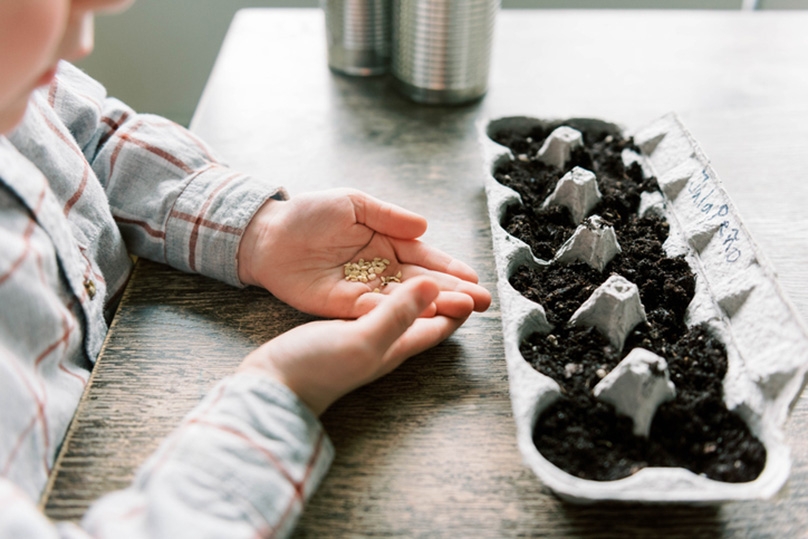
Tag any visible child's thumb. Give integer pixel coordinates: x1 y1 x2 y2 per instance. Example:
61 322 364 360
361 276 439 351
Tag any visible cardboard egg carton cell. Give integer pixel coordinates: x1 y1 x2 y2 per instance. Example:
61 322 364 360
480 113 808 503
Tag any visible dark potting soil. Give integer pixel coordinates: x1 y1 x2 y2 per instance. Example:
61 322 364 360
489 118 766 483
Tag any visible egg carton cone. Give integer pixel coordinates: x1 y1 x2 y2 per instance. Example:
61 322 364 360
480 113 808 504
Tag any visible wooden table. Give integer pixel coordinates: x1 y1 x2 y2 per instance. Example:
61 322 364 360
44 9 808 537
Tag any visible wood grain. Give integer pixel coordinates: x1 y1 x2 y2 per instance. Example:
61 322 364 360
44 9 808 537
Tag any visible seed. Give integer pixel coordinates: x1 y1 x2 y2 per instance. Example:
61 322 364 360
343 256 402 286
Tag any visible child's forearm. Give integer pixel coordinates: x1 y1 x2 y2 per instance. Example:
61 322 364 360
80 374 334 538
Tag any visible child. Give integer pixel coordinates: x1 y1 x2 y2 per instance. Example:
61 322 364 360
0 0 491 536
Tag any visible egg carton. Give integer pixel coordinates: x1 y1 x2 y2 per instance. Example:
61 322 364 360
481 112 808 503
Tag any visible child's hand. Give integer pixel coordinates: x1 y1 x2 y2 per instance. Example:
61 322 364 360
237 189 491 319
237 276 459 415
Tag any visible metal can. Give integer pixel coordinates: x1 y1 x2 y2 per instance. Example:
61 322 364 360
391 0 500 104
322 0 392 76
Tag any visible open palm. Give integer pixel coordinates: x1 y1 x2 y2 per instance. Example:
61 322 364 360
238 276 462 415
238 188 491 319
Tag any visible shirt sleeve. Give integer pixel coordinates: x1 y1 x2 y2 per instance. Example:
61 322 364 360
0 374 334 539
0 480 88 539
47 62 287 287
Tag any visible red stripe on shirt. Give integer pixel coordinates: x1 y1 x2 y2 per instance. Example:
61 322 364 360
169 211 243 236
269 496 299 539
113 216 166 239
299 430 325 492
62 166 89 216
269 429 326 537
119 504 146 521
47 80 58 108
187 418 304 501
108 118 138 176
3 358 50 475
34 101 93 215
184 173 240 271
0 188 45 286
34 323 72 368
114 130 196 175
99 111 131 149
78 245 106 285
1 415 38 476
0 218 36 287
143 384 230 476
148 117 218 163
58 363 88 386
175 125 217 163
253 526 273 539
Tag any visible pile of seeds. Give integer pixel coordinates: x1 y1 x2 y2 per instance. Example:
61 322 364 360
343 257 402 292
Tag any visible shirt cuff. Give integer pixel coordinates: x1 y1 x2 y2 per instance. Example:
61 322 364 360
164 166 288 287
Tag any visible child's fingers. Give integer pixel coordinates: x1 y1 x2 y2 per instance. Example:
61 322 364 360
392 239 480 283
349 191 428 239
352 283 438 319
360 276 440 354
433 291 475 319
366 287 472 319
396 264 491 312
380 315 465 374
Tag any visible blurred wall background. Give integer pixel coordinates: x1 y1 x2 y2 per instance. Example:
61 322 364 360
77 0 807 125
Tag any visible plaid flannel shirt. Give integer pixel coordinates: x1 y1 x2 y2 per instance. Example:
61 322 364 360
0 62 333 538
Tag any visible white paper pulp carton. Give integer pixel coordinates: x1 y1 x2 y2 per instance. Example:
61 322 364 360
481 112 808 503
